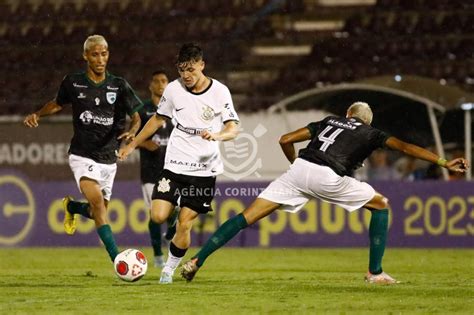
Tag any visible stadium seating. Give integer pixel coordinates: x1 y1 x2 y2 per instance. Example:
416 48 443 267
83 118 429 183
0 0 472 115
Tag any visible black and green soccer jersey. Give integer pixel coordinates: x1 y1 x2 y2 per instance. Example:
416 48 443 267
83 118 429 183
299 116 390 176
138 99 174 184
56 72 143 164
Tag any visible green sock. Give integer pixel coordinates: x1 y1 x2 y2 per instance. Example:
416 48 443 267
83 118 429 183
165 209 178 240
97 224 119 262
148 219 163 257
194 213 248 267
369 209 389 274
68 200 92 219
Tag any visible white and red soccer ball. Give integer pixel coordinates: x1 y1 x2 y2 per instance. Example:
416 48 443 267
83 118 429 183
114 249 148 282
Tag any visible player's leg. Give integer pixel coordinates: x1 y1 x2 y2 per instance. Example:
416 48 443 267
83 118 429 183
79 178 119 261
363 193 397 283
63 155 95 234
181 198 280 282
160 207 200 283
142 183 165 267
163 207 179 245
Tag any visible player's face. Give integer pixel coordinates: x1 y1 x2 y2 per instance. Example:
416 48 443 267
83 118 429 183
149 73 169 97
177 60 205 89
83 44 109 75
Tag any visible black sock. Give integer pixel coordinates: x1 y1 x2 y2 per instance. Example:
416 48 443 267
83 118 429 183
169 241 187 258
148 219 163 257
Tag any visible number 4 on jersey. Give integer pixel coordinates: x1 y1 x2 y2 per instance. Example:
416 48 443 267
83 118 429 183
318 126 344 152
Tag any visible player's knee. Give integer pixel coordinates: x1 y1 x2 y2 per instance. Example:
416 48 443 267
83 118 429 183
150 210 166 224
176 219 193 233
374 196 389 209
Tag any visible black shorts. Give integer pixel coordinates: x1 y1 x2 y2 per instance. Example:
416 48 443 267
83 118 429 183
151 169 216 214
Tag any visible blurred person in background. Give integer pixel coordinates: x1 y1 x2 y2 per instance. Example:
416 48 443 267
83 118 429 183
23 35 142 263
367 149 399 180
118 43 240 284
137 70 178 268
181 102 468 284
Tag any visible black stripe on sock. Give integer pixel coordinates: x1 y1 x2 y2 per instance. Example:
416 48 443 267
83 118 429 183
169 241 187 258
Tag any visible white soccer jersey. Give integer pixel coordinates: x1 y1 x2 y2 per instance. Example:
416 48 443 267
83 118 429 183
156 78 239 176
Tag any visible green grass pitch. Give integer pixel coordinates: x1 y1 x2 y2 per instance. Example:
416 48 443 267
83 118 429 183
0 248 472 314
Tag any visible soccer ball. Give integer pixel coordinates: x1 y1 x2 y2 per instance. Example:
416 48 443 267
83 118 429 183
114 249 148 282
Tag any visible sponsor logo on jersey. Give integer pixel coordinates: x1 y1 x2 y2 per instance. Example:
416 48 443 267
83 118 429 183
328 119 359 130
73 83 88 88
201 105 214 121
157 178 171 193
106 85 119 91
79 110 114 126
169 159 207 170
77 92 86 99
106 92 117 104
224 103 235 118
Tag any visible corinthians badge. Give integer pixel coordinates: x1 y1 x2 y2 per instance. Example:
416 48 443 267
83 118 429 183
201 105 214 121
157 178 171 193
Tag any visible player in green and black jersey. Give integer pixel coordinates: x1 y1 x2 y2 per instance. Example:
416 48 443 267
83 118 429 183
182 102 469 284
24 35 142 263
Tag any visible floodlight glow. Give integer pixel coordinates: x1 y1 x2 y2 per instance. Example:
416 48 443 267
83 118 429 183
460 103 473 110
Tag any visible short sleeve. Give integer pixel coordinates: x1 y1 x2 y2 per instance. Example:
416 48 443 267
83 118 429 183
370 128 391 148
221 87 239 123
55 75 71 106
120 80 143 116
156 86 174 119
306 121 321 138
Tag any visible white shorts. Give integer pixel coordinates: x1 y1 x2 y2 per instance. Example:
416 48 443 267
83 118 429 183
69 154 117 201
259 158 375 213
141 183 154 210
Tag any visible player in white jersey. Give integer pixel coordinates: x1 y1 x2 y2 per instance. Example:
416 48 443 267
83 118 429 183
118 43 239 284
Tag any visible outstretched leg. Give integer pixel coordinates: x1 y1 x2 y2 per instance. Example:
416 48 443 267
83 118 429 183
181 198 281 282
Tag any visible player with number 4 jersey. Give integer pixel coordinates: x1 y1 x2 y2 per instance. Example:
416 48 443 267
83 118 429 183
182 102 469 284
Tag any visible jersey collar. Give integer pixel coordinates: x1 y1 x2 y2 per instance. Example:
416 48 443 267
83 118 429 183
184 78 213 95
83 71 110 87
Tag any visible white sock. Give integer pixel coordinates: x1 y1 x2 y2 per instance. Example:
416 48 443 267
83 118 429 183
162 250 183 275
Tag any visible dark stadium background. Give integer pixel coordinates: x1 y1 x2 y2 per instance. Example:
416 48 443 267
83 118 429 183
0 0 472 246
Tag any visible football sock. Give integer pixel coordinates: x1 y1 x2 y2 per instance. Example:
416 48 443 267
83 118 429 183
68 200 92 219
194 213 248 267
97 224 119 262
165 210 178 240
163 242 187 274
369 209 389 274
148 219 163 257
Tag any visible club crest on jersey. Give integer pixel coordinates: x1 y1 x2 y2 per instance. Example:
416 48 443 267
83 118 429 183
95 97 100 106
106 92 117 104
157 178 171 193
201 105 214 121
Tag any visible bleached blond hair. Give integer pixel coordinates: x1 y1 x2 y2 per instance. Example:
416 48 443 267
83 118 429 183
83 35 108 52
347 102 373 125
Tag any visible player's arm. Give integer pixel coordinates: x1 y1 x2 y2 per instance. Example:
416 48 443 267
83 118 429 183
279 127 313 163
201 121 239 141
117 112 141 142
136 140 159 152
23 100 63 128
117 114 166 160
385 136 469 173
